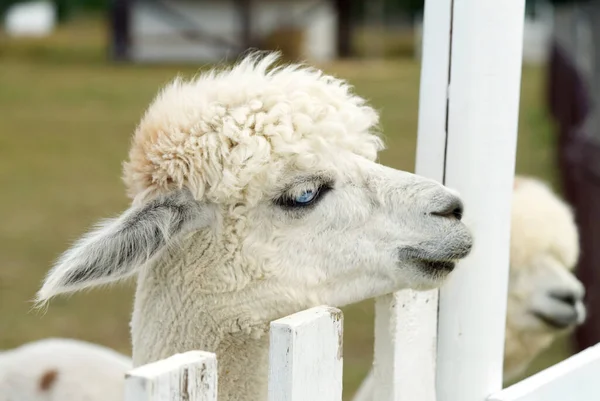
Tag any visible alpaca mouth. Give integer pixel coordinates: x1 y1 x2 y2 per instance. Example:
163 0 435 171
416 259 456 274
399 242 472 264
531 310 578 330
398 246 468 276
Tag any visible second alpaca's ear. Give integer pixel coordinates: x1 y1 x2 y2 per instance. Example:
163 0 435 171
37 189 211 303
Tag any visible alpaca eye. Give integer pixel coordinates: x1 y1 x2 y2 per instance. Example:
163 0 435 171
295 189 317 204
274 183 332 209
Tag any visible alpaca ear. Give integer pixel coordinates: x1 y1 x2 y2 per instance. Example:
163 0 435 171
36 189 210 303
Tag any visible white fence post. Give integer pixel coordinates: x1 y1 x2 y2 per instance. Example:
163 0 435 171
124 351 218 401
372 0 452 400
268 305 344 401
436 1 525 401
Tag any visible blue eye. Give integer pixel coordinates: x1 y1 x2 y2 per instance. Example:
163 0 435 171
294 189 317 204
274 181 333 209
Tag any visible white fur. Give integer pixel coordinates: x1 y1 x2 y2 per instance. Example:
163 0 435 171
0 338 131 401
352 175 587 400
36 52 473 401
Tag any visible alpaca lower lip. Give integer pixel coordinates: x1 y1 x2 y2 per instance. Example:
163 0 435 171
417 260 456 273
532 310 577 330
398 245 471 263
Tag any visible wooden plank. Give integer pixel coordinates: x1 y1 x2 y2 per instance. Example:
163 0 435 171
488 343 600 401
268 305 343 401
372 0 452 399
435 0 525 400
124 351 217 401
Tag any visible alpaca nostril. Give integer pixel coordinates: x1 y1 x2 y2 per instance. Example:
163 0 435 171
548 289 579 307
452 206 463 220
432 198 464 221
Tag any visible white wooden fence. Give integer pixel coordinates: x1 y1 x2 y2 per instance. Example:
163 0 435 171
123 0 600 399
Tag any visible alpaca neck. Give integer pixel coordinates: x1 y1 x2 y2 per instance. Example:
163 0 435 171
503 320 554 381
129 232 309 401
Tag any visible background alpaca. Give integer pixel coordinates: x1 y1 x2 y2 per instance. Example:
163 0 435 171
0 338 130 401
503 175 585 381
352 175 586 401
35 53 473 401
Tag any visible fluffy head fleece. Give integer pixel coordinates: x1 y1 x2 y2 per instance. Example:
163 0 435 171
123 53 383 206
37 52 473 401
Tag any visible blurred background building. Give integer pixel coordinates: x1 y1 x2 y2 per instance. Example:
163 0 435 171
0 0 563 64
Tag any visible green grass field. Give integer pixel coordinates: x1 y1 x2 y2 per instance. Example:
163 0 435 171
0 18 571 398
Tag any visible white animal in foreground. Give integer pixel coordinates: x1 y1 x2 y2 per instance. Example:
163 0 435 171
0 338 131 401
352 175 586 400
34 52 474 401
3 187 583 401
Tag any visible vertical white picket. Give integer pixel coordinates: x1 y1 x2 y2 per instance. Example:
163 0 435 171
436 1 525 401
268 305 344 401
372 0 452 400
124 351 218 401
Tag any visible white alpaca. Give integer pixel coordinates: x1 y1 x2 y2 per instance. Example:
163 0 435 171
0 338 131 401
503 175 585 381
35 52 473 401
352 175 586 400
5 177 583 401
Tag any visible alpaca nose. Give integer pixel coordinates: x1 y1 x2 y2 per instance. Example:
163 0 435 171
431 196 464 221
548 287 584 308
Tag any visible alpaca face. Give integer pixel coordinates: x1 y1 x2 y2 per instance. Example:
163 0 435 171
506 254 585 336
36 152 473 307
504 252 585 381
507 177 585 334
36 53 472 309
239 153 473 307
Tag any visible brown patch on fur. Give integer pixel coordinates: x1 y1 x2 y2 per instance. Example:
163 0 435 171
39 369 58 391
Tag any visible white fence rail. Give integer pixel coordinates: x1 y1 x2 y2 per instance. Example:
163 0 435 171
488 343 600 401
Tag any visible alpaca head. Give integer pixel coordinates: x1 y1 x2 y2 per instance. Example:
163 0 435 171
37 53 472 315
504 176 586 380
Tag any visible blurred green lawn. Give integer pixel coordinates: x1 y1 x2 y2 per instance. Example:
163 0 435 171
0 18 571 399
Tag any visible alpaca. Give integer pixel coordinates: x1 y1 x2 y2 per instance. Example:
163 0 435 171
503 175 585 381
35 52 473 401
352 175 587 401
0 338 131 401
11 175 582 400
6 177 582 401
